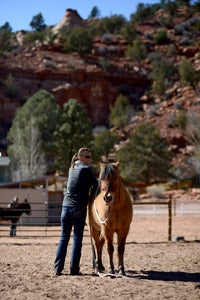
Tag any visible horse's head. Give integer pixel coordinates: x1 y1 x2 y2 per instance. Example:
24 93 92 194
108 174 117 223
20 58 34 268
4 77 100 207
99 161 120 206
23 199 32 215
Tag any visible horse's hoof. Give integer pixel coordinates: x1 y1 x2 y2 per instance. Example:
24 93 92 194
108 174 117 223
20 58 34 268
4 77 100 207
119 268 126 276
94 268 100 276
99 265 105 272
119 269 126 276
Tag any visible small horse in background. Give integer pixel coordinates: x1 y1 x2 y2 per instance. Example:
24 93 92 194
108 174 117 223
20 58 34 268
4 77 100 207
88 161 133 276
0 199 31 236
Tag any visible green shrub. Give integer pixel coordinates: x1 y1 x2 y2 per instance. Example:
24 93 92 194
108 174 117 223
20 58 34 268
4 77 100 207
98 57 111 71
131 3 159 23
121 22 137 43
154 30 168 45
63 27 93 55
3 73 19 99
178 59 200 90
125 39 147 60
176 109 187 130
109 94 133 130
25 31 46 44
150 52 177 94
97 15 126 34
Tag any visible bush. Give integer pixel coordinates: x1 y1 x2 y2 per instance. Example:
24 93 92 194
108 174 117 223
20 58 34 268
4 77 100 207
125 39 147 60
178 59 200 90
109 94 134 130
3 73 19 99
63 27 93 55
150 52 177 94
98 57 111 71
175 109 187 130
147 184 166 199
97 15 126 34
25 31 46 45
121 22 137 43
154 30 168 45
131 3 160 24
167 44 177 57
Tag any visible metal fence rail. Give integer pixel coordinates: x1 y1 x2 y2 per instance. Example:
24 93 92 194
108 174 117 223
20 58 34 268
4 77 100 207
133 200 172 241
1 199 200 239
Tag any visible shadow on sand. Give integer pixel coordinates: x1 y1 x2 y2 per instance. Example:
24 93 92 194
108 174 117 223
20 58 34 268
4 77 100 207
127 270 200 283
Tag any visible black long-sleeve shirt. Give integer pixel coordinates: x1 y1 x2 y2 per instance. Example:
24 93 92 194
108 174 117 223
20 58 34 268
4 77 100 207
62 161 98 208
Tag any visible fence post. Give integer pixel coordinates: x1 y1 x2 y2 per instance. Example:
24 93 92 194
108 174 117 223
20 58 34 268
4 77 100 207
168 197 172 241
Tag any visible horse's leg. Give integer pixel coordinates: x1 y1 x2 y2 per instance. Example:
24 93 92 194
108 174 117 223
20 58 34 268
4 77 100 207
105 232 115 274
90 235 96 270
90 227 105 273
117 225 130 276
10 222 15 237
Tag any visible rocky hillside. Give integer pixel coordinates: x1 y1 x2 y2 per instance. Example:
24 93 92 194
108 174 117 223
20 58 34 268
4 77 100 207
0 6 200 172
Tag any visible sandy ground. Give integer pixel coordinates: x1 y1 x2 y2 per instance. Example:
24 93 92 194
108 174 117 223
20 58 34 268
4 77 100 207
0 213 200 300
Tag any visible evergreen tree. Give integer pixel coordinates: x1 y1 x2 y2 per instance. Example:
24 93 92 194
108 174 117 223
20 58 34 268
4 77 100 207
30 13 46 31
7 90 60 177
92 129 120 162
109 94 134 131
53 99 94 175
88 6 100 18
116 123 172 183
0 22 13 55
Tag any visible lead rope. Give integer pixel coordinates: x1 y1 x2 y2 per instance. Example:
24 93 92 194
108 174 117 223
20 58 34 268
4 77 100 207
89 177 101 270
97 272 134 279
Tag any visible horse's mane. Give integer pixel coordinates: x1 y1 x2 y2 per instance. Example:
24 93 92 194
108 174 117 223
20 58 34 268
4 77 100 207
100 163 115 180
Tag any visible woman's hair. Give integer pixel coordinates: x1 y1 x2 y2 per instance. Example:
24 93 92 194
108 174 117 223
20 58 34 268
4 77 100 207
71 147 90 168
77 147 90 157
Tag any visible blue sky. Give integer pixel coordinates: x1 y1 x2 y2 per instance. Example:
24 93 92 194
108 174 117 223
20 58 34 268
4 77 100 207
1 0 159 32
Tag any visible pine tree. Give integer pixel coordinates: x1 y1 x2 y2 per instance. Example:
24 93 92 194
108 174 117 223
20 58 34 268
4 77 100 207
116 123 172 183
53 99 94 175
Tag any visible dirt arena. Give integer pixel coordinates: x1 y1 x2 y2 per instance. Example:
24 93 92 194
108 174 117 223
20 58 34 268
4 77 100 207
0 213 200 300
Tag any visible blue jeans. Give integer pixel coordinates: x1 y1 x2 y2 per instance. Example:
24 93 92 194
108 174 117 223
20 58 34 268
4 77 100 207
54 206 87 274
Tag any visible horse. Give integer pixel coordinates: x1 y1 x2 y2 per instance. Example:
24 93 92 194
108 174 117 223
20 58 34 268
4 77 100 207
0 199 31 236
88 161 133 276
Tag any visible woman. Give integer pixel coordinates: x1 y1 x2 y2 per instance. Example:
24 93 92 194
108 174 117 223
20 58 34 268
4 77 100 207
54 147 98 276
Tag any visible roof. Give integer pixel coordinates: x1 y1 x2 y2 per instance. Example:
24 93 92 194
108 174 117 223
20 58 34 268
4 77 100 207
0 156 10 166
0 175 67 189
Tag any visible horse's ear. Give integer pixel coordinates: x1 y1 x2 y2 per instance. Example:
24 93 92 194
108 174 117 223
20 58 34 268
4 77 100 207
100 160 107 167
24 198 28 203
114 161 120 168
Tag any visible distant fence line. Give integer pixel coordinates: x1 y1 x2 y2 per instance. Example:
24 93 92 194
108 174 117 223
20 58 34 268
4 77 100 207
0 199 173 241
132 199 172 241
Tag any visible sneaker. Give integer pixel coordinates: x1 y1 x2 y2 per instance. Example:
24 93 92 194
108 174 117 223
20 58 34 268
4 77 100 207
70 271 83 276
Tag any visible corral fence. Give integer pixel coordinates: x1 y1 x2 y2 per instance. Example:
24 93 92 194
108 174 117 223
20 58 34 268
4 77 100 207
0 197 173 241
132 199 172 241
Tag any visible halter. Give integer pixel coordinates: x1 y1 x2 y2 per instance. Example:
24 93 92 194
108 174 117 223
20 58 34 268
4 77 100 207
100 163 116 205
94 201 110 224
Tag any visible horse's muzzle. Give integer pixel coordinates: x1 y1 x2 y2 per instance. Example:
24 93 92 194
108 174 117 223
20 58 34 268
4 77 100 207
103 193 113 205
